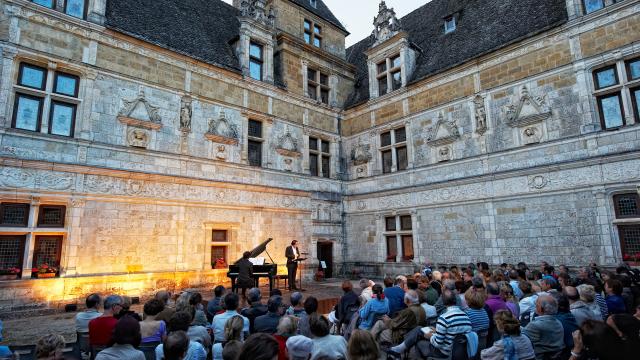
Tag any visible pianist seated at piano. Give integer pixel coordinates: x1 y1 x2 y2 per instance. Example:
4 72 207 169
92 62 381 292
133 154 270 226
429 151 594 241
210 293 250 343
236 251 254 298
227 238 278 294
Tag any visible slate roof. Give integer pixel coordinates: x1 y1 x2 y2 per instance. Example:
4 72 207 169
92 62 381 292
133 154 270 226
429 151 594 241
288 0 348 34
105 0 242 72
344 0 569 108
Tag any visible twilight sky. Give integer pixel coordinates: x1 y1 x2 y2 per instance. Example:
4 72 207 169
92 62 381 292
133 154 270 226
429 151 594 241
221 0 429 47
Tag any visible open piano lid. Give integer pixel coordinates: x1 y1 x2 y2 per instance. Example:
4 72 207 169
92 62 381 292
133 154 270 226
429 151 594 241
233 237 274 264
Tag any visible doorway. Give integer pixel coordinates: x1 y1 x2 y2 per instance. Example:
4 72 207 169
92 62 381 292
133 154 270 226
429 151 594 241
317 242 333 278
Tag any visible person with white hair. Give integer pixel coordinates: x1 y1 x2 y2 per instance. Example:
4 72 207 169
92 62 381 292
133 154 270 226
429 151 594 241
359 278 374 303
522 295 565 359
286 335 313 360
576 284 603 320
371 290 426 345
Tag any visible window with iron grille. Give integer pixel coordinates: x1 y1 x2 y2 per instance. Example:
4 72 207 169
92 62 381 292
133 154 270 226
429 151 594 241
0 235 25 277
248 120 263 167
380 127 408 174
0 203 30 227
309 137 330 178
37 205 66 228
211 230 228 268
614 193 640 261
32 235 62 277
384 215 414 262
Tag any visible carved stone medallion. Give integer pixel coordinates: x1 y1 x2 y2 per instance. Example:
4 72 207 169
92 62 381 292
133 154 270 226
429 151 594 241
127 128 150 148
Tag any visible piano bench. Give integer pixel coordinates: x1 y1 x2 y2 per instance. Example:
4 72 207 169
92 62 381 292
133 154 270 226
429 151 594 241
275 274 288 289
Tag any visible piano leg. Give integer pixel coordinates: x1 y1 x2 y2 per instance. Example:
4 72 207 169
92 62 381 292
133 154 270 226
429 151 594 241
268 276 274 293
231 278 237 294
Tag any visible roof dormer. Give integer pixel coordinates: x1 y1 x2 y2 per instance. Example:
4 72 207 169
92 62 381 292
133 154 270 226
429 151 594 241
365 1 418 99
235 0 277 84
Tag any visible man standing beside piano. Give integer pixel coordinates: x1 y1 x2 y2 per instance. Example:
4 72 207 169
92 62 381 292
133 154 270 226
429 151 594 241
285 240 301 291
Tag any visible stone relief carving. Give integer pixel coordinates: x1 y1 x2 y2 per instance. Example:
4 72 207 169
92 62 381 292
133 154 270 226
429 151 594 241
215 145 227 160
437 146 452 162
474 95 488 135
239 0 276 27
118 88 162 129
275 130 301 157
127 128 150 148
426 113 461 147
528 175 548 190
206 110 240 145
522 126 542 145
0 167 73 190
283 158 293 172
506 85 551 128
179 96 192 131
355 164 368 179
372 0 401 46
351 140 372 166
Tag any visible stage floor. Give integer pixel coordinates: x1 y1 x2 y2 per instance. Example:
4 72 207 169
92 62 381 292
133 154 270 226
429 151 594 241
1 278 349 346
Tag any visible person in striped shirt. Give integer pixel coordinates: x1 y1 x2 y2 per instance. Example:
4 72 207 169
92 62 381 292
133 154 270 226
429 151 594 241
464 287 490 333
389 290 472 358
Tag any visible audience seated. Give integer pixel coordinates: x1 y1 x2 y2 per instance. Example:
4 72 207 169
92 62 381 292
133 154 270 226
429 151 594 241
358 284 389 330
254 295 285 334
551 292 578 351
155 311 207 360
95 316 145 360
286 292 305 317
565 286 599 326
383 277 406 317
207 286 226 322
241 288 268 333
371 290 425 345
359 279 374 303
604 279 627 314
606 313 640 358
0 321 12 359
188 293 209 327
140 299 167 344
162 331 189 360
221 340 242 360
347 330 380 360
75 294 102 333
185 306 211 350
309 314 347 360
273 316 298 360
297 296 317 337
35 334 66 360
237 333 280 360
211 293 250 342
464 287 490 335
522 295 564 360
156 291 176 323
570 319 624 360
212 315 244 360
89 295 123 347
333 280 359 332
480 310 535 360
286 335 313 360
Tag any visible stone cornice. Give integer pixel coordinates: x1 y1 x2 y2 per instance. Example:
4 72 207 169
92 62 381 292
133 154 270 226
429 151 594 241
277 32 356 73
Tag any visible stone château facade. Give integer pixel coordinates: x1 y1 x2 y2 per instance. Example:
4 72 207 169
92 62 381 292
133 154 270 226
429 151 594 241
0 0 639 308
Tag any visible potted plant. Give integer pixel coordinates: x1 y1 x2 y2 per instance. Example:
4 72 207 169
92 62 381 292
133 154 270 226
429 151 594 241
623 253 640 266
402 255 415 262
386 254 397 262
0 267 21 280
32 263 58 278
213 258 227 269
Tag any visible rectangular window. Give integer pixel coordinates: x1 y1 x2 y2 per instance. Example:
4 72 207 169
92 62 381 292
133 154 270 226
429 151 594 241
49 102 76 137
382 150 393 174
444 16 456 33
307 67 330 104
248 119 263 138
376 55 402 96
304 19 322 48
631 88 640 122
18 63 47 90
401 235 414 261
308 137 331 178
594 66 618 89
597 93 624 129
37 205 66 228
400 215 412 231
0 203 30 227
248 140 262 167
380 127 408 173
211 230 228 268
64 0 87 19
0 235 26 278
619 225 640 261
32 235 62 277
384 215 414 263
12 94 43 132
391 71 402 91
396 146 408 171
31 0 54 8
627 58 640 81
385 217 396 232
386 236 397 262
380 131 392 147
53 73 79 97
378 77 388 96
614 194 640 218
249 42 263 81
583 0 605 14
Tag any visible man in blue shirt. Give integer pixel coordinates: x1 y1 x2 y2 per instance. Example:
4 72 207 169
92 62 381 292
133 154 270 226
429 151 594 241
383 276 406 317
210 293 249 342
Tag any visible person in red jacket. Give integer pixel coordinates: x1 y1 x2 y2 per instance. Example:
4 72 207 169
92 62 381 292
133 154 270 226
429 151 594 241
89 295 124 346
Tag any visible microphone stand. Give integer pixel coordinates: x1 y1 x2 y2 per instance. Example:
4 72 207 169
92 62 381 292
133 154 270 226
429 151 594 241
298 252 309 292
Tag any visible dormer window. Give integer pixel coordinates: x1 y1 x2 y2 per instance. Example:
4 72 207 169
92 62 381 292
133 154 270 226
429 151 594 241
249 41 263 81
583 0 604 14
444 16 456 34
30 0 88 20
310 0 317 8
377 55 402 96
304 19 322 48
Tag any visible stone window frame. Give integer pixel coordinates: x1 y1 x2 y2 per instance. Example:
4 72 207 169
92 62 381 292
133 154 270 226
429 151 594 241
0 198 69 280
382 213 414 263
379 126 408 174
203 222 240 270
303 19 322 49
30 0 90 20
376 54 402 96
611 192 640 262
308 136 331 178
591 57 640 131
581 0 619 15
249 41 264 81
444 15 457 34
306 67 330 104
247 118 264 167
11 60 82 138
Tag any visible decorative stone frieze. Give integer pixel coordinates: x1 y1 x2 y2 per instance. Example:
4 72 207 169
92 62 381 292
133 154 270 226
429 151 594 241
238 0 275 28
206 110 240 145
426 113 461 147
275 131 301 158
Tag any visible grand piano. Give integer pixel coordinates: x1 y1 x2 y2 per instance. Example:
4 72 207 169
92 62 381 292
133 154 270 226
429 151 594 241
227 238 278 293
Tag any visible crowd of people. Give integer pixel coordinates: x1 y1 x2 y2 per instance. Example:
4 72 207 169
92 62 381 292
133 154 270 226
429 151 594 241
9 261 640 360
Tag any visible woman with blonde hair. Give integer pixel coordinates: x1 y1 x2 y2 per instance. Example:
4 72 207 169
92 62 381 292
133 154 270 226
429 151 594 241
481 310 535 360
212 315 244 360
347 329 380 360
273 315 298 360
35 334 65 360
